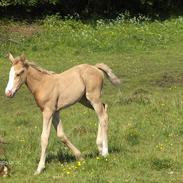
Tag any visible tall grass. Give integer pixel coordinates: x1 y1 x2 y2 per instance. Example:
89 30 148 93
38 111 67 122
1 15 183 56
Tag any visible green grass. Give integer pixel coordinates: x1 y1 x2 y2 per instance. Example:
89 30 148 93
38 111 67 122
0 16 183 182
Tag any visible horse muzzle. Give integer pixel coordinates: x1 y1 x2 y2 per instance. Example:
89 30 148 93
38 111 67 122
5 90 14 98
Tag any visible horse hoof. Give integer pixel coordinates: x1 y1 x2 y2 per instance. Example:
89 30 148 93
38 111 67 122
34 169 43 175
76 155 84 161
75 153 84 161
102 153 109 157
34 171 40 175
78 156 84 161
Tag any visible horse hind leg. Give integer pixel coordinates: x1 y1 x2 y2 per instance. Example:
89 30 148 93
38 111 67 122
86 92 109 156
100 103 108 156
52 111 83 160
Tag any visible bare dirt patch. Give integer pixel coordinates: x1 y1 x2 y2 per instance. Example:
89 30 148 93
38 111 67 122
154 72 183 87
7 24 41 37
0 23 41 46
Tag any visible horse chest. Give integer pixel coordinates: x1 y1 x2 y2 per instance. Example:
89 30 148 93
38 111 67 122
34 91 57 111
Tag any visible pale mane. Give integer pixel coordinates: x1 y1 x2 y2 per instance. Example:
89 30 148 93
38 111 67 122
25 60 55 75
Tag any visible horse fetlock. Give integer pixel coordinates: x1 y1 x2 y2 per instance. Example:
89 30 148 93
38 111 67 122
57 133 66 142
35 162 45 175
97 147 103 155
96 138 103 147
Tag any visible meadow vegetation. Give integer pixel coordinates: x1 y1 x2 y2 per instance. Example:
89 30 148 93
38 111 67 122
0 15 183 182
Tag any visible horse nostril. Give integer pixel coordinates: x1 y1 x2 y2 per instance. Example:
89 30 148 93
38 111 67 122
5 90 13 97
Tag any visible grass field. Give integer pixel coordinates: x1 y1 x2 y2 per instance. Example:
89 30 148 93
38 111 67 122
0 15 183 182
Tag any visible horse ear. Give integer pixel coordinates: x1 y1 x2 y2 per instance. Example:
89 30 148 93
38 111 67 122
20 53 26 62
8 53 15 64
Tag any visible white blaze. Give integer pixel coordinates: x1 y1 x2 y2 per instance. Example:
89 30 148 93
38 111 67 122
5 67 15 93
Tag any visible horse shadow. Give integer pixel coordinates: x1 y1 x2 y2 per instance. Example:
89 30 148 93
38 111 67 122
46 151 76 164
46 146 122 164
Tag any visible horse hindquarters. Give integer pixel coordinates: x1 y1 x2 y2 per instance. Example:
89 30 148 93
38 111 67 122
82 66 109 156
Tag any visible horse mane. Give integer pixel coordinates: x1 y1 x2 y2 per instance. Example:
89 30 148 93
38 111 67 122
25 60 55 75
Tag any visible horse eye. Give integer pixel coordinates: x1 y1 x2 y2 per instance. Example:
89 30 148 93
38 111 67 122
16 70 24 76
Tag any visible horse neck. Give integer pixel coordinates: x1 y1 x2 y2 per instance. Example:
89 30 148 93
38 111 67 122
25 66 47 95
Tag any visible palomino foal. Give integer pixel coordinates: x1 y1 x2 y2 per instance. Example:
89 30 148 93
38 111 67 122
5 53 120 174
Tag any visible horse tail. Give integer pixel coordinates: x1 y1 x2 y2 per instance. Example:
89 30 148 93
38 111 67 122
95 63 121 86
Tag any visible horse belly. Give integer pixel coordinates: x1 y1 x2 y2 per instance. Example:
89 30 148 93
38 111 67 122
57 77 85 109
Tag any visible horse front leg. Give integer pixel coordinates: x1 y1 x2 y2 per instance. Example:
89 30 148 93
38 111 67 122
34 109 53 175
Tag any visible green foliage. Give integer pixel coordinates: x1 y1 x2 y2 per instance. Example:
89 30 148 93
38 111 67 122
0 0 10 7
